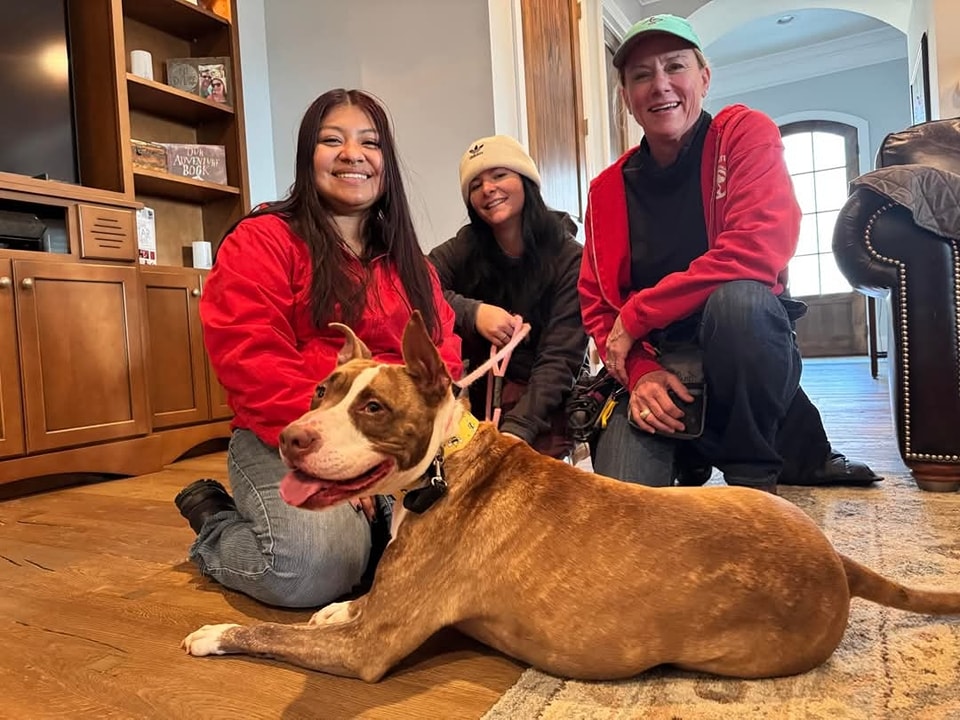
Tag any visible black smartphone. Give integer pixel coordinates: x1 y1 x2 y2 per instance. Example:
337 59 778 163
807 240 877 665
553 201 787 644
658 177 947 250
629 383 706 440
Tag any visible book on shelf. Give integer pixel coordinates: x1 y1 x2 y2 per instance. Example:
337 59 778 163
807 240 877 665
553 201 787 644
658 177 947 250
158 143 228 185
165 56 232 106
130 140 167 172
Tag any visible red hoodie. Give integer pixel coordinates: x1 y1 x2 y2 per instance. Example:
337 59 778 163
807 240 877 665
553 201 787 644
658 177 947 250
578 104 801 390
200 213 463 447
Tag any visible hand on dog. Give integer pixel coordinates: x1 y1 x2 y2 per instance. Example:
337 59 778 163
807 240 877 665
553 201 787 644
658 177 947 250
629 370 692 434
350 496 378 521
476 304 522 347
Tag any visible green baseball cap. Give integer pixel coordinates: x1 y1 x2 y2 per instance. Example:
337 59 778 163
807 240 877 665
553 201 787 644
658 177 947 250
613 14 703 69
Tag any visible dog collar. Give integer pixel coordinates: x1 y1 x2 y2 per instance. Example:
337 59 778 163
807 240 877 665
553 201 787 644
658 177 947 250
402 410 480 514
440 410 480 458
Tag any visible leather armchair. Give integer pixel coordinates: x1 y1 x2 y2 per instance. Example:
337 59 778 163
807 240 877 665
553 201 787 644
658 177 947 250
833 119 960 492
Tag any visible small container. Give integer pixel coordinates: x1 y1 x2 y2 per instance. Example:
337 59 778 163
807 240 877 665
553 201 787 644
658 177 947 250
130 50 154 80
192 240 213 269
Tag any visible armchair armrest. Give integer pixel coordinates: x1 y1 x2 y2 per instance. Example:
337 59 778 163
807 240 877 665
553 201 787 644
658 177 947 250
832 184 960 485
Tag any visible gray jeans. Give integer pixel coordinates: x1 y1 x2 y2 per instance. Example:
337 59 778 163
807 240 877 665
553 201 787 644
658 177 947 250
188 429 372 608
593 280 802 489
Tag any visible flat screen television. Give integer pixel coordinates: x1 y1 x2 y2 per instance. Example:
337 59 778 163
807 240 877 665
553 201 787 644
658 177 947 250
0 0 79 184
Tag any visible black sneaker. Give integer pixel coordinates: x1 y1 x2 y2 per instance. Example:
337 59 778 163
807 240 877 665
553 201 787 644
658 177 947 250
674 463 713 486
175 478 236 534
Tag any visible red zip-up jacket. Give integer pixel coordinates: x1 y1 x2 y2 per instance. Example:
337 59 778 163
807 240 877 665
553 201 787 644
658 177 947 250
200 213 463 447
579 104 801 390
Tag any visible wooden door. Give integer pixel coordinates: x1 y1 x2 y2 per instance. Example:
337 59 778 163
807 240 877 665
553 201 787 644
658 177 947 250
140 267 211 429
795 293 868 357
521 0 587 219
207 364 232 420
199 270 232 420
14 260 149 452
0 260 25 459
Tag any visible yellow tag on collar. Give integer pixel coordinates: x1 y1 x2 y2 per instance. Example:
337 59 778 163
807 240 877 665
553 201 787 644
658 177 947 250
443 411 480 457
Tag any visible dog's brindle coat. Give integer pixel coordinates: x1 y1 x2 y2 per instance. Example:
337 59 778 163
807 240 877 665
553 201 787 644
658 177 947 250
182 313 960 682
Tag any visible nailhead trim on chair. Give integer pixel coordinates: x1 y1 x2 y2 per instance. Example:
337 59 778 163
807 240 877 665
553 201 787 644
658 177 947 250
861 202 960 464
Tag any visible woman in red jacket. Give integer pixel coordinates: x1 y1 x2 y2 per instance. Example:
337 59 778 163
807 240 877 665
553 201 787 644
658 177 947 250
580 15 877 492
174 88 462 608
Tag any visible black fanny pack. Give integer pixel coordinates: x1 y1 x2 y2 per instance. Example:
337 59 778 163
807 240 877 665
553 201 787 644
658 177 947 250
565 367 624 444
643 344 706 440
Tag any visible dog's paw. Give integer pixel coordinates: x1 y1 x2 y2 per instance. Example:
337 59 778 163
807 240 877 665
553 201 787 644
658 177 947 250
181 623 241 656
309 601 354 626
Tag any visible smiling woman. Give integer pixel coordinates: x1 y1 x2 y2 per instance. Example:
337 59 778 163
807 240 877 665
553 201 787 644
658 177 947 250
172 88 463 610
429 135 587 459
580 14 879 491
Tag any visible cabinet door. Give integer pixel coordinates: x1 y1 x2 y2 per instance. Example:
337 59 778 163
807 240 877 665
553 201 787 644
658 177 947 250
198 271 233 421
140 267 211 429
0 261 25 459
14 261 149 452
207 361 233 420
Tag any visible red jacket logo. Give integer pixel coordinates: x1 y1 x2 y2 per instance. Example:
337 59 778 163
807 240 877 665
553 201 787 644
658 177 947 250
715 155 727 199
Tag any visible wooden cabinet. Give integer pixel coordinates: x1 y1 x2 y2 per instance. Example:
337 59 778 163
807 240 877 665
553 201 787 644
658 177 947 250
140 266 232 428
140 266 209 429
0 0 243 487
208 365 232 419
13 260 149 452
0 260 25 459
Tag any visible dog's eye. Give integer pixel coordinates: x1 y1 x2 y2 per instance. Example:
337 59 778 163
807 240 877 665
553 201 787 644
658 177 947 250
309 384 327 410
364 400 383 413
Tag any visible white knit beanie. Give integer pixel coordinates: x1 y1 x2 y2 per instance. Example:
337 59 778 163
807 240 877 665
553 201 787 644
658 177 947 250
458 135 541 204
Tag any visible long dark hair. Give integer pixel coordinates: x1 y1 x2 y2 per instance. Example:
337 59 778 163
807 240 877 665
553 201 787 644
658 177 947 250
462 176 565 329
228 89 440 338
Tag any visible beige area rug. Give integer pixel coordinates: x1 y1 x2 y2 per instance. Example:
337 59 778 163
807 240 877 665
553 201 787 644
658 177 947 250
482 471 960 719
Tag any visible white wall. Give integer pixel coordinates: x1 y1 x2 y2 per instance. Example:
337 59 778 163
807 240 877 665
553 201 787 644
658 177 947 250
235 0 277 208
707 59 912 170
251 0 495 251
910 0 960 120
931 0 960 117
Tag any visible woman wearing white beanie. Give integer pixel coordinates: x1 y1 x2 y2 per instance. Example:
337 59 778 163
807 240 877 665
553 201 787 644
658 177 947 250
429 135 586 457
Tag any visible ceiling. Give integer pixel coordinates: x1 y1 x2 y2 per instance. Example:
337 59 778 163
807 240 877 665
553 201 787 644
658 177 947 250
605 0 902 67
702 9 889 66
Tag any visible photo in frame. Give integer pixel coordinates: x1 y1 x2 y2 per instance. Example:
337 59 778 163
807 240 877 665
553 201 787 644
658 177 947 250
910 32 931 125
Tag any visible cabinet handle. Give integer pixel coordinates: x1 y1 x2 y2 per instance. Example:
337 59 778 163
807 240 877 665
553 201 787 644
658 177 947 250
0 276 10 289
191 288 201 297
21 278 34 289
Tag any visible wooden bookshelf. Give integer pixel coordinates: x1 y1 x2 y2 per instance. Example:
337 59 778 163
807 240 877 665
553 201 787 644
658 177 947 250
126 74 235 123
0 0 245 485
121 0 230 39
132 169 240 202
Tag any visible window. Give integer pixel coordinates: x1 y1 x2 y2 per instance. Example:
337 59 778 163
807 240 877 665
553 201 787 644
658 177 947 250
780 121 859 297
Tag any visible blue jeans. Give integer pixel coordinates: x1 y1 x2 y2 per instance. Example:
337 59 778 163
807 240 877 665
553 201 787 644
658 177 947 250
593 281 802 488
188 429 373 608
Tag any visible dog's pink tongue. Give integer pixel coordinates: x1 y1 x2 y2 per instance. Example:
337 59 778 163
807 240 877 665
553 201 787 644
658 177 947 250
279 473 332 508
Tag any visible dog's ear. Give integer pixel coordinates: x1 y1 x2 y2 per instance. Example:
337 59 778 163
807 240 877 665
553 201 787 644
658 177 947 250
329 322 373 365
402 311 451 399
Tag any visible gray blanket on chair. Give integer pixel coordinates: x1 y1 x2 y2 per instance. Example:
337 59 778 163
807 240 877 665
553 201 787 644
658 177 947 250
852 165 960 241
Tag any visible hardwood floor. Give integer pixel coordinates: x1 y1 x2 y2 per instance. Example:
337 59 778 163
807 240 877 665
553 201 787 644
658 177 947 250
0 357 905 719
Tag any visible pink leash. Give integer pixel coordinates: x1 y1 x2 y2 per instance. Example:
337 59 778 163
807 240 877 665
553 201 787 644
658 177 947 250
454 318 530 427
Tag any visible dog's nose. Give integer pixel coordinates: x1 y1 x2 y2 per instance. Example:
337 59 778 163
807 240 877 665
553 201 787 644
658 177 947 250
279 425 320 460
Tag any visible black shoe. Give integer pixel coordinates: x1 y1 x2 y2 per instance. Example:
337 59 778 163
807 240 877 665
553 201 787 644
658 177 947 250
175 478 236 534
675 463 713 486
785 452 882 487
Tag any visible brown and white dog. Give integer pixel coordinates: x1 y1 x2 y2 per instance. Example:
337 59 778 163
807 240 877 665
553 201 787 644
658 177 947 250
182 312 960 682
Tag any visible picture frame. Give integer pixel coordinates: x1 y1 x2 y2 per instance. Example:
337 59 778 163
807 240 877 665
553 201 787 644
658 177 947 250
165 56 233 107
910 32 931 125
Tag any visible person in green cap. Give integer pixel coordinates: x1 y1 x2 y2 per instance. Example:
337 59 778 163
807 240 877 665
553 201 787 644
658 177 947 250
578 14 879 492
